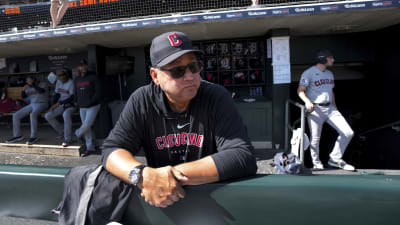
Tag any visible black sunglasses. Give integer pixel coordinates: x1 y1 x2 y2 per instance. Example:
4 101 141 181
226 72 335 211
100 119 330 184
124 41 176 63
158 61 203 79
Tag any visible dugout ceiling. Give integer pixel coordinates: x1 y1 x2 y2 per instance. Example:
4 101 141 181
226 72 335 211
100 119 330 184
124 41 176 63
0 6 399 58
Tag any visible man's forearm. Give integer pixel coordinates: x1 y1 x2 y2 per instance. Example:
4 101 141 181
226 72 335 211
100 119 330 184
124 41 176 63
106 149 219 186
21 91 27 98
59 95 74 104
174 156 219 186
105 149 144 184
298 91 311 104
32 85 46 93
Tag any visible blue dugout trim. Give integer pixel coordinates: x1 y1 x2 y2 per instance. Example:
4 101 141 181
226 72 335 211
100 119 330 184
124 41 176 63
0 0 398 43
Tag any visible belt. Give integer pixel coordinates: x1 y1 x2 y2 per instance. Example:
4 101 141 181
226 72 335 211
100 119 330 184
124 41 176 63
314 102 330 107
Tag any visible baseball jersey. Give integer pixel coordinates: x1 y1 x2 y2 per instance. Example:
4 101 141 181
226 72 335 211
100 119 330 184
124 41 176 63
299 65 335 104
55 79 74 102
24 81 48 104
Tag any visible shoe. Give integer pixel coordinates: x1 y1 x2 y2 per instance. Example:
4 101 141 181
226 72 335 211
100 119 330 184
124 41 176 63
26 137 39 145
80 150 94 157
80 148 101 157
62 140 72 147
328 158 355 171
6 136 24 143
313 162 324 170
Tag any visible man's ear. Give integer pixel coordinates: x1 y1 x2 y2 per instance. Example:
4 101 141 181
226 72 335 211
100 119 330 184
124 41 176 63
150 68 160 85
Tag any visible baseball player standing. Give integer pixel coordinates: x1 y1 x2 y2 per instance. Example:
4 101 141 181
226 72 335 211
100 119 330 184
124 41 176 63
74 59 101 156
297 50 355 171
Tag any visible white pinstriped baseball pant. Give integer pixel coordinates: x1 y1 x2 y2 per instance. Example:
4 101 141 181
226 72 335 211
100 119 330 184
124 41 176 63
307 105 354 165
45 105 76 142
13 102 48 138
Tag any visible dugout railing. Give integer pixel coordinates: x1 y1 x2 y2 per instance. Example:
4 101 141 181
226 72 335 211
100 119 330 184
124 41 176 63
359 119 400 138
285 99 306 164
1 164 400 224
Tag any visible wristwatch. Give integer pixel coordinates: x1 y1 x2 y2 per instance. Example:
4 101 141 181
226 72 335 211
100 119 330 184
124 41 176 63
128 165 146 186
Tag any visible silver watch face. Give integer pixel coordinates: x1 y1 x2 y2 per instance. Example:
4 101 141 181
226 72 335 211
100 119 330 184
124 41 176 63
129 166 144 185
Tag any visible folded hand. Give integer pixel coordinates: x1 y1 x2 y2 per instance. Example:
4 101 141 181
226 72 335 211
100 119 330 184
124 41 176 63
140 166 188 208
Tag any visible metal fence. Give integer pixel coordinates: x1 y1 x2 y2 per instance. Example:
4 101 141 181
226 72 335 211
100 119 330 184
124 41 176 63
0 0 341 34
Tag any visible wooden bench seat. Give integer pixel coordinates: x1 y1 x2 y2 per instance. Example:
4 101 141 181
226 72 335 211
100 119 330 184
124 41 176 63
5 86 24 101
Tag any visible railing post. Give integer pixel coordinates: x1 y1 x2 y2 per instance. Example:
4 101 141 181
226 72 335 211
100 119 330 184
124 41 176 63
300 107 305 165
285 100 289 152
286 99 306 166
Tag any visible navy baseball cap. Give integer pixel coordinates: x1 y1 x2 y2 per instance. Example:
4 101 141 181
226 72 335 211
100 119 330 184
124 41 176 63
317 50 333 58
150 31 201 67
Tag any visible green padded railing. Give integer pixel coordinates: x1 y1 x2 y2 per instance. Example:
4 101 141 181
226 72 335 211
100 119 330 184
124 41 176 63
0 165 68 221
1 164 400 225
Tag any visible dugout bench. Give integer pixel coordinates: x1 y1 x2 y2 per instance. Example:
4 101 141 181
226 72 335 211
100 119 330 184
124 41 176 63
0 87 24 125
0 87 81 127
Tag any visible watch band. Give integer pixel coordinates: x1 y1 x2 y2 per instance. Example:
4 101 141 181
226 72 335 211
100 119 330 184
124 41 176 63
128 164 146 186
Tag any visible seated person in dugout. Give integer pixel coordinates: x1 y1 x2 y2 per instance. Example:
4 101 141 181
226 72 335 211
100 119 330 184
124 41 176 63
6 76 48 145
102 31 257 208
44 68 76 147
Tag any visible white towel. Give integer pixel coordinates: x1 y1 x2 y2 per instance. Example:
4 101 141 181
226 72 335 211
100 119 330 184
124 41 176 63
290 128 310 158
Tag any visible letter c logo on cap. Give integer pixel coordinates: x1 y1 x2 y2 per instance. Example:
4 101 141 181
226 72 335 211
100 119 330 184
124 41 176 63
168 33 182 46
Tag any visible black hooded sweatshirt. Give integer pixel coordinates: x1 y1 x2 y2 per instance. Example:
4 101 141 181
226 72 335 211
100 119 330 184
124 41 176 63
102 80 257 181
74 72 101 108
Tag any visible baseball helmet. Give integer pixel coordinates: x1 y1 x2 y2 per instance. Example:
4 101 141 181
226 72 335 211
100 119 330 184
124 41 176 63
316 50 333 64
